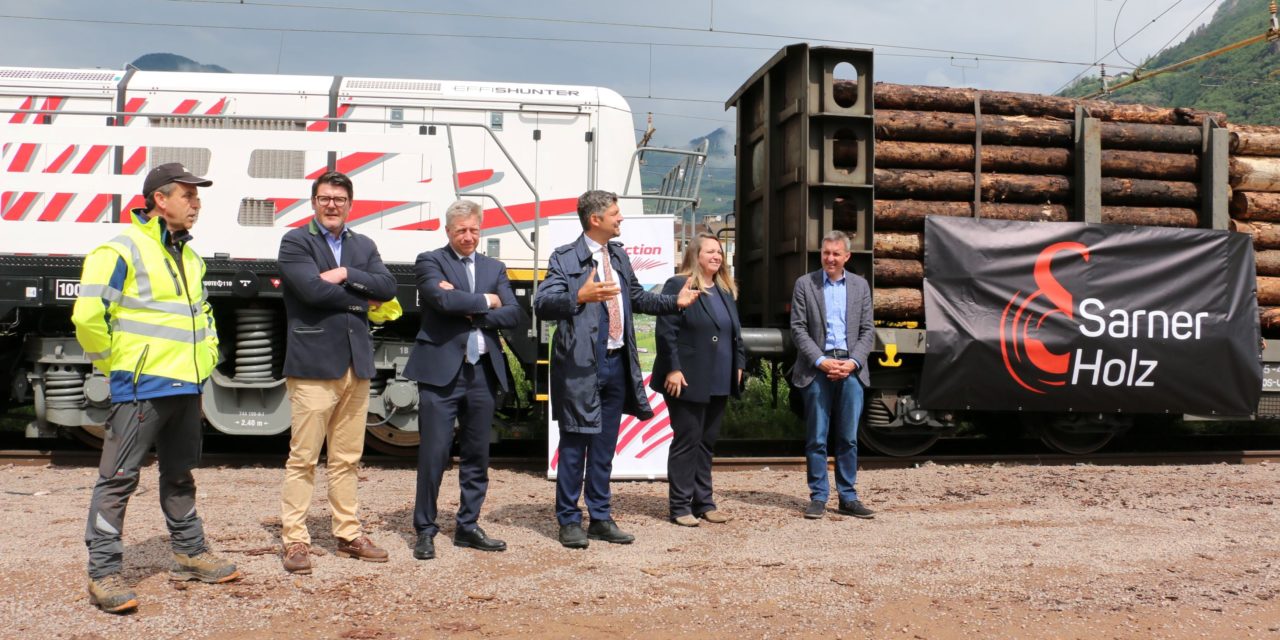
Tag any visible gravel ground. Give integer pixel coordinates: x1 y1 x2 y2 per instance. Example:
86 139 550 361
1 459 1278 639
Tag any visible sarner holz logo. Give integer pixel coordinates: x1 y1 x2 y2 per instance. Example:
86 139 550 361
1000 240 1212 395
921 217 1260 415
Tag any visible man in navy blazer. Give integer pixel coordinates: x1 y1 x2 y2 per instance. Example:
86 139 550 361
277 171 396 574
790 230 876 521
403 200 526 560
534 190 700 549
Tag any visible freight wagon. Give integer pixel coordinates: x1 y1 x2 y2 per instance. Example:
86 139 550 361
727 44 1270 456
0 64 701 454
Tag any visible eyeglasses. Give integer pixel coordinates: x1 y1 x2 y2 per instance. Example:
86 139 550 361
314 196 350 206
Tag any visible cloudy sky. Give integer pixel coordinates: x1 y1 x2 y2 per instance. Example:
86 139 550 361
0 0 1231 145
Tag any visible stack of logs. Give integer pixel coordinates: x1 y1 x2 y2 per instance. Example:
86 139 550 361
839 81 1280 336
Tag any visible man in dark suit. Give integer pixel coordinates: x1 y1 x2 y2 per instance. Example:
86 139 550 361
534 190 700 549
403 200 526 560
278 171 396 574
791 230 876 521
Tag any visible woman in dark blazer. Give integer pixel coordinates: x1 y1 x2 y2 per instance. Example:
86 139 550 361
651 232 746 526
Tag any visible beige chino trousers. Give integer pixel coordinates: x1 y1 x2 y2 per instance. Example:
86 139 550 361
280 368 370 545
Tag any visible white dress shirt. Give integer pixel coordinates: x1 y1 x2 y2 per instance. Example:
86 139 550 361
582 235 625 350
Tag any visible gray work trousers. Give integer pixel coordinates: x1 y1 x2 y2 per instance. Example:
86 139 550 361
85 394 207 579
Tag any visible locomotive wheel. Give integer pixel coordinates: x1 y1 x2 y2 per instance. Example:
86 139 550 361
1026 414 1120 455
858 426 939 457
72 424 106 449
364 422 419 457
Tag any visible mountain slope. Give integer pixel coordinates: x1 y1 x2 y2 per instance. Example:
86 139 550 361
1061 0 1280 124
130 53 230 73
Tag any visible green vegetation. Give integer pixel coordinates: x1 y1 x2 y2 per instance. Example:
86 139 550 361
722 364 805 439
1060 0 1280 125
0 406 34 434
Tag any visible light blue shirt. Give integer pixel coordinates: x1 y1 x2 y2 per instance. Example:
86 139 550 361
814 271 856 369
324 225 347 264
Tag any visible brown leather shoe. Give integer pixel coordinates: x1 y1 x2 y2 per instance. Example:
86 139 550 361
336 535 388 563
281 542 312 575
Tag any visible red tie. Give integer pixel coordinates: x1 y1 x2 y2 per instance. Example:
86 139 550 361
600 248 623 342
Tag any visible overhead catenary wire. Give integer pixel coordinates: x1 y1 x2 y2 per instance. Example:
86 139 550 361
0 12 1127 72
1143 0 1225 71
1055 0 1208 94
156 0 1108 67
1113 0 1191 69
1081 18 1280 99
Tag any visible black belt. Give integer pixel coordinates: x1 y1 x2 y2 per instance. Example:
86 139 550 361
824 349 849 359
606 347 624 357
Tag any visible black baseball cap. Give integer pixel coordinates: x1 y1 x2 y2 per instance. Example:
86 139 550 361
143 162 212 196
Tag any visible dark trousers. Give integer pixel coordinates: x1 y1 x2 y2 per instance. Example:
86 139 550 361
414 360 497 537
664 394 727 518
85 394 206 579
555 349 625 525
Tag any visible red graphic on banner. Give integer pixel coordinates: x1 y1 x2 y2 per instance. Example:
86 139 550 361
548 375 671 471
999 242 1090 394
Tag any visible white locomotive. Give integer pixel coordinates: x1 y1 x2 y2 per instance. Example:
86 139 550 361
0 64 696 452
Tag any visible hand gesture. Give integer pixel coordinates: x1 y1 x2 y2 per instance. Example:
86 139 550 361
577 278 620 304
832 360 859 380
675 276 701 309
438 280 455 291
821 358 850 381
664 370 688 397
484 293 502 309
319 266 347 285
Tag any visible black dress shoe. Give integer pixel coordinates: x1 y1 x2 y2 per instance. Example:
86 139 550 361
804 499 826 519
453 526 507 552
586 519 635 544
837 499 876 519
558 523 589 549
413 533 435 560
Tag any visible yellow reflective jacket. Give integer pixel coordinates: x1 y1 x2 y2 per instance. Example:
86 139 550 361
72 209 219 401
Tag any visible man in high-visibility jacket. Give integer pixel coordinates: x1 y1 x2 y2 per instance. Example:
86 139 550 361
73 163 241 614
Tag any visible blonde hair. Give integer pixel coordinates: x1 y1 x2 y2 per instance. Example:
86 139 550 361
676 232 737 298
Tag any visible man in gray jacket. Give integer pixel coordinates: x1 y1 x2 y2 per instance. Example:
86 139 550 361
534 190 699 548
790 230 876 520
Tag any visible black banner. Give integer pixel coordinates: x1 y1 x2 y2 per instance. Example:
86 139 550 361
919 217 1262 415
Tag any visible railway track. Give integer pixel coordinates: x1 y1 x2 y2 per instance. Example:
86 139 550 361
4 447 1278 469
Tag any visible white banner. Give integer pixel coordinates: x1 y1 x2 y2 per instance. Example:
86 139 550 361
544 215 676 480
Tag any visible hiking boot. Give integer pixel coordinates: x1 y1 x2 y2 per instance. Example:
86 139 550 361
281 542 312 574
171 550 242 583
88 574 138 614
670 514 699 527
698 509 733 523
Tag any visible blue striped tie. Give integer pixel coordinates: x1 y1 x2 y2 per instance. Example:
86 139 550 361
464 256 480 364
